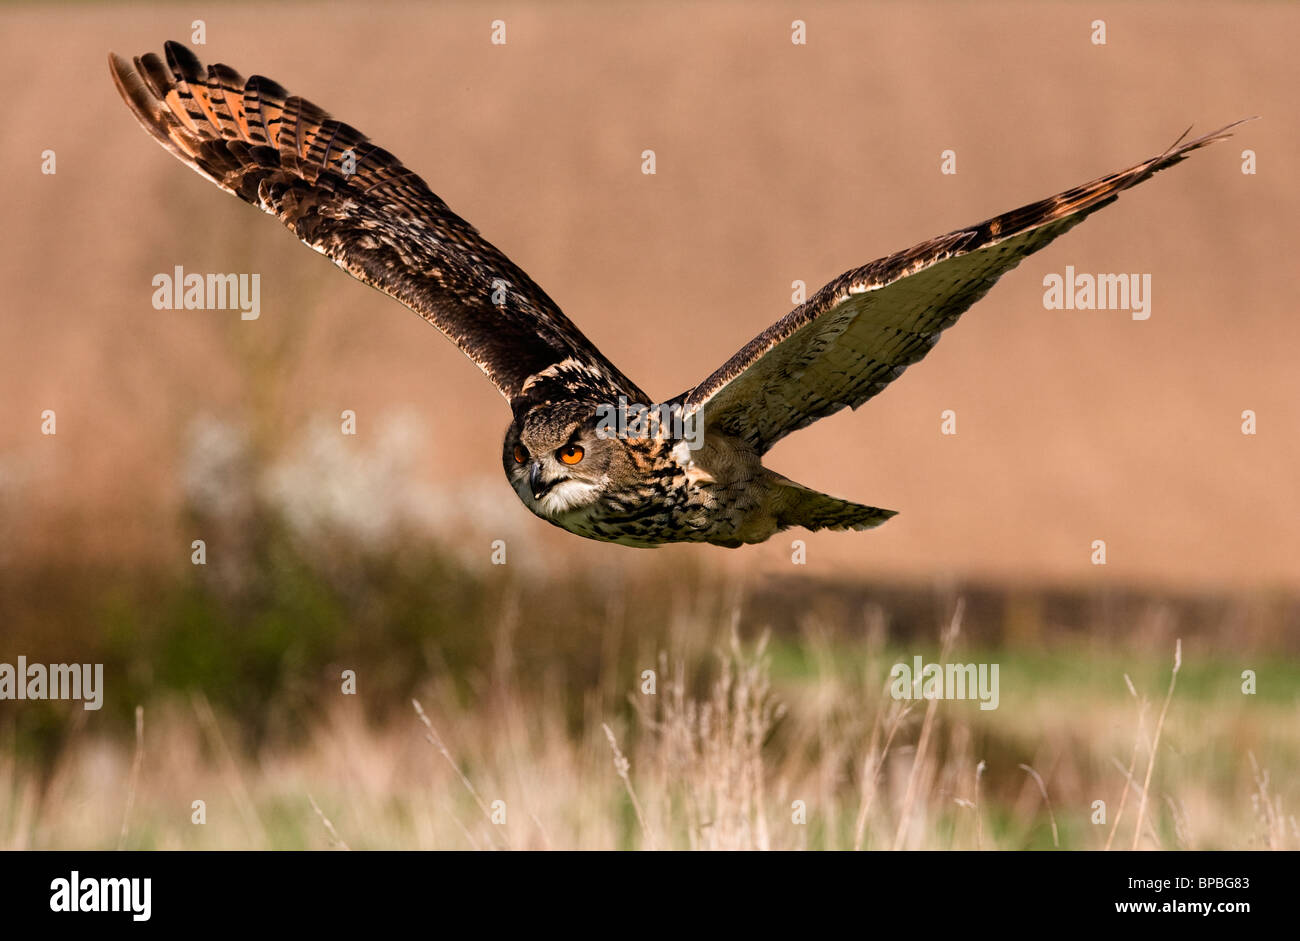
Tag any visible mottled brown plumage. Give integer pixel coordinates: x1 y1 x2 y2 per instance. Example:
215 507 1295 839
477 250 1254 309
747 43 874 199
110 41 1247 548
680 122 1247 454
109 41 641 407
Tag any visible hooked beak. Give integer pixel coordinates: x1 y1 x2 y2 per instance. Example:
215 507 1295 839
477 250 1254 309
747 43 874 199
529 462 556 501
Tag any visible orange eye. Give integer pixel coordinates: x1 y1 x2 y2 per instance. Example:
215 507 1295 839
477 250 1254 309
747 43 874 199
513 444 528 464
558 444 584 465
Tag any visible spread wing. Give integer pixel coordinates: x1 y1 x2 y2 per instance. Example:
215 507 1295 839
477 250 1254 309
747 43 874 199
109 41 644 408
683 120 1250 455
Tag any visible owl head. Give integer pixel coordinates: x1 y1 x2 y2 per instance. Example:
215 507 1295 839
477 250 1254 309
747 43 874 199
503 402 632 519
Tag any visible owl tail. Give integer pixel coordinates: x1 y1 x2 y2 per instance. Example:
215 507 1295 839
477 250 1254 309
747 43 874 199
768 473 898 533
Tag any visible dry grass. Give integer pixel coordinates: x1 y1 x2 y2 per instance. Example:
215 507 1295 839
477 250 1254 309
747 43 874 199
4 603 1294 852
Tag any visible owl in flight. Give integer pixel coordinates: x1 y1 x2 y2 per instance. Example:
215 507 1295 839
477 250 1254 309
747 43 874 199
111 42 1244 548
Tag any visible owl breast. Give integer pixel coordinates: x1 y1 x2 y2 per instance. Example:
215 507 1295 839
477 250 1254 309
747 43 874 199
546 434 777 547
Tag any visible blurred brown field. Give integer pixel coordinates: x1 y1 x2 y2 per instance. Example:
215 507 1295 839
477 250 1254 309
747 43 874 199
0 1 1297 850
1 0 1297 588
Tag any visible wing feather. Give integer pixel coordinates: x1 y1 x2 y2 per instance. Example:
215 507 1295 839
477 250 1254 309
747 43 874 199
110 41 643 407
683 120 1251 454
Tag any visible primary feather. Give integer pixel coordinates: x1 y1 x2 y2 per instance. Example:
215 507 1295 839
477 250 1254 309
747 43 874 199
109 40 642 408
682 121 1251 455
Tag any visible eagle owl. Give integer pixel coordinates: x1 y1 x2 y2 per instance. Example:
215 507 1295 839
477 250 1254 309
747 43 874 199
110 42 1244 548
